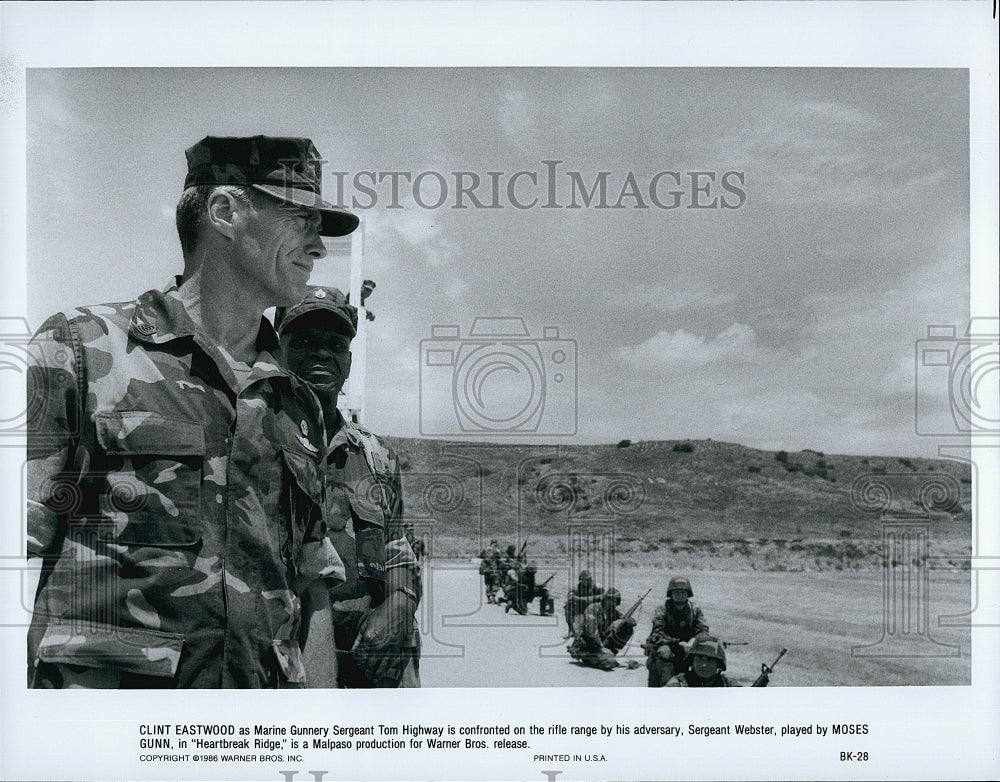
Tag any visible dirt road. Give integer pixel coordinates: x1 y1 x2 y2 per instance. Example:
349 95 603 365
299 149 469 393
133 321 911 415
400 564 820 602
417 563 971 687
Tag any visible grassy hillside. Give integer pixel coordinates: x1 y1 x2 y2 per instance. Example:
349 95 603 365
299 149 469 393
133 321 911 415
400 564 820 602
385 438 972 570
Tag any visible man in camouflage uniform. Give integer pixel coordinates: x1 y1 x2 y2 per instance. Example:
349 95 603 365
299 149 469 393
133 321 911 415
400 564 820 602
665 637 738 687
276 286 421 688
567 588 636 671
26 136 357 688
563 569 601 638
644 575 710 687
643 576 708 687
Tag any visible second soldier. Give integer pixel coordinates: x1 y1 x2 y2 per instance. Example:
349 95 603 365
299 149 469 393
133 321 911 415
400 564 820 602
277 286 422 688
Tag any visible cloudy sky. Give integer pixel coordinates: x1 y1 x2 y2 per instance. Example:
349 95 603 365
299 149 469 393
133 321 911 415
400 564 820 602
26 67 969 456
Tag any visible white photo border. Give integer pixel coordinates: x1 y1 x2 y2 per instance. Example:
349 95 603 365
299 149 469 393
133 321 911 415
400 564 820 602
1 2 997 781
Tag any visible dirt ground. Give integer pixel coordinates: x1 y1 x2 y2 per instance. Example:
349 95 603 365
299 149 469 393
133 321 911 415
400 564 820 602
417 562 972 687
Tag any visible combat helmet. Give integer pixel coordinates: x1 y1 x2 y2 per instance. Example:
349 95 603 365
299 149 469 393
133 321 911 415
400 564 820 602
689 636 726 670
667 576 693 597
601 587 622 605
579 570 593 584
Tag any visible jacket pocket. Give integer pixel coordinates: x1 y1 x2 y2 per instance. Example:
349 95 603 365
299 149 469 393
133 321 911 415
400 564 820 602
348 495 387 583
35 621 185 679
280 447 324 508
94 411 205 546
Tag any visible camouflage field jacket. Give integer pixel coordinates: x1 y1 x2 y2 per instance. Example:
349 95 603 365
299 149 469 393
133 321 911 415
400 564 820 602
323 417 420 639
646 601 709 648
579 602 624 650
26 282 342 688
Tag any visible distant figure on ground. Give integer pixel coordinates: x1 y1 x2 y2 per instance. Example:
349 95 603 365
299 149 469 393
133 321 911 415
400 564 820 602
478 540 502 603
563 570 602 638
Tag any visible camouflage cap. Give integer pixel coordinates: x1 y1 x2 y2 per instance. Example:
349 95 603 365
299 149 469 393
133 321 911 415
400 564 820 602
275 286 358 338
183 135 359 237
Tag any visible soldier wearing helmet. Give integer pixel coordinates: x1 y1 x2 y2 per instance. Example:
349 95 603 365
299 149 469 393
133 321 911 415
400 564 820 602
644 575 710 687
665 636 738 687
567 587 637 671
563 569 602 638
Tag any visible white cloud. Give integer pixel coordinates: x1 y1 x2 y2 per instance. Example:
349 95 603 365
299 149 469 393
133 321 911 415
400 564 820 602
619 324 758 369
364 198 460 268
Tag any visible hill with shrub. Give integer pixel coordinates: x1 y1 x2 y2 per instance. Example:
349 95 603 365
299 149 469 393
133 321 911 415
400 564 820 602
383 438 972 570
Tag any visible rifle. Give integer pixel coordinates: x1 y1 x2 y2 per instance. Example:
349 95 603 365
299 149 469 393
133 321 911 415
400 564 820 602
517 537 530 559
721 640 749 649
537 573 556 590
620 588 653 623
752 648 787 688
606 588 652 653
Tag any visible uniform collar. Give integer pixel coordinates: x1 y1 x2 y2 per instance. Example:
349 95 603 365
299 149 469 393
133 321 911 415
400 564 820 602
326 412 366 454
129 278 292 388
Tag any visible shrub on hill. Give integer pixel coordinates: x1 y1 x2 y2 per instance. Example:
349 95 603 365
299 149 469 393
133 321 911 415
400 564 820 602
672 442 695 453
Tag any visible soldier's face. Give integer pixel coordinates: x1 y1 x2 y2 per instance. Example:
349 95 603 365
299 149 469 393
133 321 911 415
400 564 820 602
669 589 689 605
234 194 327 305
282 321 352 395
691 654 720 680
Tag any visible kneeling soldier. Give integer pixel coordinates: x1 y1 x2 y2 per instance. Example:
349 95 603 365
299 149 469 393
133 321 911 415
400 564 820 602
644 575 710 687
568 588 636 671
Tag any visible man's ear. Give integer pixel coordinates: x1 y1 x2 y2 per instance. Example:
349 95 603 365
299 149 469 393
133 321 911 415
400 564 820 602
205 188 243 240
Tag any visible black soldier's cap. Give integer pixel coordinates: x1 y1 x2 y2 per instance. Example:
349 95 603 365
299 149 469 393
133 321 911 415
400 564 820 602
184 135 360 237
275 286 358 338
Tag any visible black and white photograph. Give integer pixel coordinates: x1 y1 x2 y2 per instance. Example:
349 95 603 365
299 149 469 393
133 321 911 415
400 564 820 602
1 2 997 781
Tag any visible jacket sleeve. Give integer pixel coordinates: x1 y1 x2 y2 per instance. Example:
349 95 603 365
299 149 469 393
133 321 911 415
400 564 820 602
382 445 421 604
645 605 672 648
26 313 81 558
